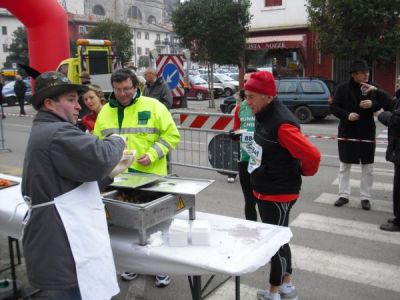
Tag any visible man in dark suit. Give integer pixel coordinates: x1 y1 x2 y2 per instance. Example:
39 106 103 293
330 60 390 210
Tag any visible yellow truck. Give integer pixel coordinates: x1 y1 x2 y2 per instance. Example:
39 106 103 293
1 69 18 81
56 39 119 94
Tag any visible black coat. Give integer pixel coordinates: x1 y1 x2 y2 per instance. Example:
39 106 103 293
330 78 388 164
378 99 400 164
14 79 27 98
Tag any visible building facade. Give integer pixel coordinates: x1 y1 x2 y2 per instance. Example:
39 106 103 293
247 0 396 95
82 0 181 67
0 9 23 69
0 0 181 72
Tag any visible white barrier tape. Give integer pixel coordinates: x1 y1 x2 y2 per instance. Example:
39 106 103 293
304 134 388 144
4 112 35 118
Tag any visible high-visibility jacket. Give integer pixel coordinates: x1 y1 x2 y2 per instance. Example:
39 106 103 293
93 94 180 175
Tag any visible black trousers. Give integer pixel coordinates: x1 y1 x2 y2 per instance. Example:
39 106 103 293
17 95 25 115
393 164 400 225
257 199 296 286
238 161 257 221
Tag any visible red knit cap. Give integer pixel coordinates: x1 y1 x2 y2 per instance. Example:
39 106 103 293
244 71 276 97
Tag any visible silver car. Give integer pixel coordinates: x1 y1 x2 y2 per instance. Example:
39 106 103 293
200 73 239 96
1 79 32 106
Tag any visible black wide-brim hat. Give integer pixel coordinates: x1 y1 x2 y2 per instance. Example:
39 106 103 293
30 71 88 110
349 59 370 73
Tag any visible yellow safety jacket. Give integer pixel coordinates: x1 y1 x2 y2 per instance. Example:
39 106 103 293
93 93 180 175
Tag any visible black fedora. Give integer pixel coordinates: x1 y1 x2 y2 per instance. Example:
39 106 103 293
349 60 370 73
30 71 88 110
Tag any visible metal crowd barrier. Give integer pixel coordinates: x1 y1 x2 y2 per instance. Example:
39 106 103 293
0 104 11 153
170 110 238 175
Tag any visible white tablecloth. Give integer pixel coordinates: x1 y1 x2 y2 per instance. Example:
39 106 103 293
0 174 26 238
110 211 292 276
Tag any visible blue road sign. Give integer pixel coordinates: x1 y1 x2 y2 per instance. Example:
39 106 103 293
162 63 179 90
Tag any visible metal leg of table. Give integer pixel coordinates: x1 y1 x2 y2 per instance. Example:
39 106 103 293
188 275 202 300
188 274 240 300
138 229 147 246
235 276 240 300
2 237 41 299
8 236 20 296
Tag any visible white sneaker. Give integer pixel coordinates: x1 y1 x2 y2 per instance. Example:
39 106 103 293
155 275 170 288
279 283 297 299
257 290 281 300
227 176 235 183
120 272 138 281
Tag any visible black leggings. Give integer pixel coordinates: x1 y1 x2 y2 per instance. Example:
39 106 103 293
257 199 296 286
238 161 257 221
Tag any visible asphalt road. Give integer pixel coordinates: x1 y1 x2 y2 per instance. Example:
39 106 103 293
0 100 399 300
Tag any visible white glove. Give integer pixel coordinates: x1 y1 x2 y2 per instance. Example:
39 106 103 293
109 134 127 147
109 149 136 178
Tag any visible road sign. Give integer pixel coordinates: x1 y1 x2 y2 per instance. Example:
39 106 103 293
156 55 185 97
162 63 179 90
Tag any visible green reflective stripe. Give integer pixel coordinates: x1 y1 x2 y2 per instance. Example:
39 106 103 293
127 168 145 173
102 128 119 136
119 128 160 134
158 138 172 151
152 143 164 159
101 127 160 137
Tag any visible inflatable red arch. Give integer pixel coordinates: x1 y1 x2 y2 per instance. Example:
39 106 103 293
0 0 70 74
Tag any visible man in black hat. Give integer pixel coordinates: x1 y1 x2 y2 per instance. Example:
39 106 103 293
22 71 134 299
330 60 390 211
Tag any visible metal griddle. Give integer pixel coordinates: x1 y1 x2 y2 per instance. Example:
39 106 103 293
102 173 214 245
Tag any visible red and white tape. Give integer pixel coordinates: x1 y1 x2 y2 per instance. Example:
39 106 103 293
3 113 35 118
176 113 388 144
304 134 388 144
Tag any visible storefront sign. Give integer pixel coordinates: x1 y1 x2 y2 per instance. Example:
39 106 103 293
247 42 285 50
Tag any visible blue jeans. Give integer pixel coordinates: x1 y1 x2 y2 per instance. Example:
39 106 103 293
45 286 82 300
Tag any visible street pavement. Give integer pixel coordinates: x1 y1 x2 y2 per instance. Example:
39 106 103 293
0 101 399 300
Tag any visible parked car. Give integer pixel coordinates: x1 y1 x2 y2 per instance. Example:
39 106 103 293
199 73 239 97
187 75 224 100
188 69 200 76
1 79 32 106
197 68 209 75
220 77 332 124
219 96 237 114
216 66 238 74
321 78 337 97
226 73 239 81
275 77 332 123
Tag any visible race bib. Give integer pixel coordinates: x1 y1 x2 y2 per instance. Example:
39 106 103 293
247 140 263 174
241 132 254 155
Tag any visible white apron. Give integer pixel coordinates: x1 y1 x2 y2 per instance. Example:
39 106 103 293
25 182 120 300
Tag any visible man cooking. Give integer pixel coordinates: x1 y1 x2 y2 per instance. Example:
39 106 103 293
21 71 134 300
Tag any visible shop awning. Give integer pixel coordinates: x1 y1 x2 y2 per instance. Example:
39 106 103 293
246 34 306 51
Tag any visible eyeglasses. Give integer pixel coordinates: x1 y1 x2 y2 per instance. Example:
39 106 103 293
113 86 135 94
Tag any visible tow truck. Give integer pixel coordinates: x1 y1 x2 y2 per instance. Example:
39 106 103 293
56 39 120 95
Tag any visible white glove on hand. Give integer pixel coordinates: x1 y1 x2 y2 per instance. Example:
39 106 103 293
109 134 127 147
109 150 136 178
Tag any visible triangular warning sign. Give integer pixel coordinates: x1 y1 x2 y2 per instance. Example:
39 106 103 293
176 197 185 210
